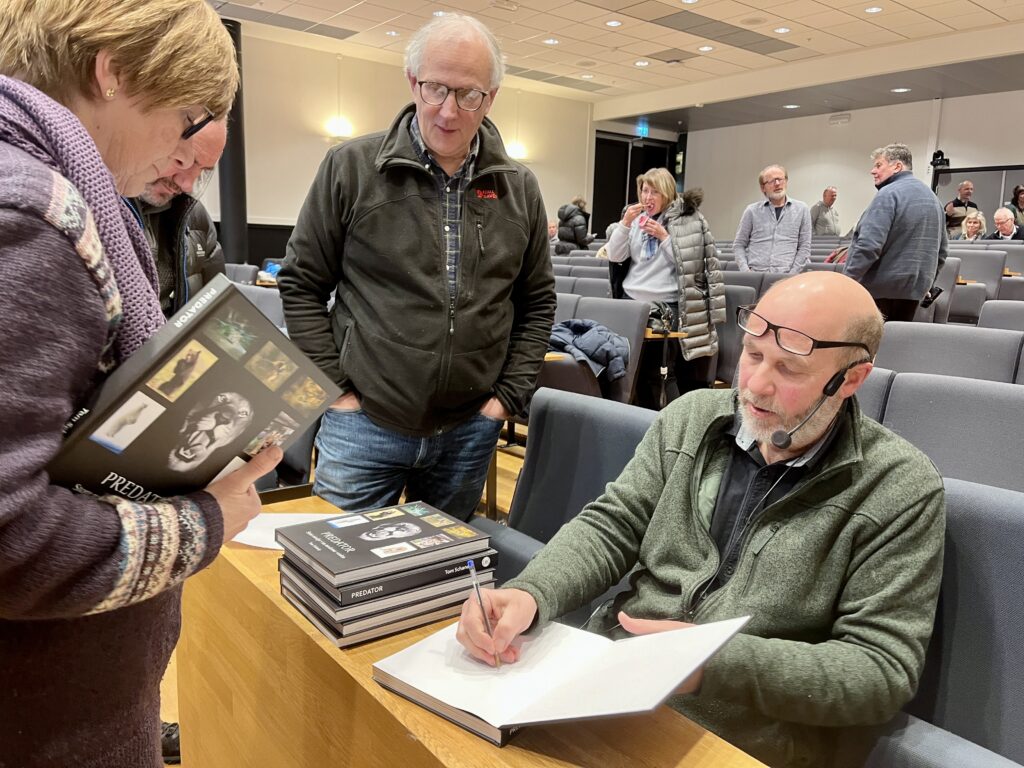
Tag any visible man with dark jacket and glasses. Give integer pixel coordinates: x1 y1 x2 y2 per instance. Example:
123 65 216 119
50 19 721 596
279 14 554 522
458 272 944 768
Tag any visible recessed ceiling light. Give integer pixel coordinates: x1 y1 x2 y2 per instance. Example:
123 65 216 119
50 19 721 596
634 60 650 67
865 6 882 12
681 0 698 4
432 10 446 16
783 104 800 109
890 87 911 93
774 27 790 34
698 45 714 52
385 30 399 36
543 38 559 44
605 19 622 27
580 73 595 79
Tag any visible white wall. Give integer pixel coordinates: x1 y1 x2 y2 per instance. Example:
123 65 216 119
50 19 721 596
204 35 593 231
684 90 1024 242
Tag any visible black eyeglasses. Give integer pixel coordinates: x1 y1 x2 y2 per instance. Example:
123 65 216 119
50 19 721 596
182 109 216 140
737 306 871 357
416 81 488 112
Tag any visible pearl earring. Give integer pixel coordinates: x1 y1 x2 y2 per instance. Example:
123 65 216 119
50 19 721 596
105 88 116 99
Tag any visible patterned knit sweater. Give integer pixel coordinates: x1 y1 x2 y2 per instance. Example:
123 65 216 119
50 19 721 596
0 136 223 764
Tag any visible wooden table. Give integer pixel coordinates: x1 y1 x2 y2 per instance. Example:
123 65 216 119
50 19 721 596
644 329 688 340
178 497 766 768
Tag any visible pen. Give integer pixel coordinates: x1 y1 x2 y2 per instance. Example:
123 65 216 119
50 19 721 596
467 559 501 668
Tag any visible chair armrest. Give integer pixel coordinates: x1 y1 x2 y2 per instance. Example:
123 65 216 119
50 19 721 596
470 516 544 584
535 358 602 398
948 283 986 323
863 713 1023 768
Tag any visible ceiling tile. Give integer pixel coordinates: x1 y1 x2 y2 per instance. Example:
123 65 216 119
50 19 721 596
895 18 954 36
299 0 363 11
648 28 709 46
247 0 292 11
767 46 821 61
705 47 771 66
323 13 381 29
308 22 359 37
582 0 642 10
620 0 681 22
789 8 857 26
919 1 1002 23
682 55 747 74
279 4 337 23
793 30 863 52
743 38 797 53
340 3 401 20
218 2 272 21
694 1 765 22
714 29 771 46
548 1 605 21
972 0 1024 21
768 0 835 20
648 47 699 62
366 0 426 10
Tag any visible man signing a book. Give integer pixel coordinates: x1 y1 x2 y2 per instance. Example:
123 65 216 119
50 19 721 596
279 14 555 522
457 272 945 768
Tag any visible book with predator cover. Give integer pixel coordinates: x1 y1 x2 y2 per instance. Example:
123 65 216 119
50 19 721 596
279 558 494 622
280 547 500 605
274 501 490 587
281 581 464 649
47 274 340 500
279 570 486 632
372 617 750 747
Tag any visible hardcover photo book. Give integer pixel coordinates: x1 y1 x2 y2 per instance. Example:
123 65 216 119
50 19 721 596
274 501 491 587
47 274 340 500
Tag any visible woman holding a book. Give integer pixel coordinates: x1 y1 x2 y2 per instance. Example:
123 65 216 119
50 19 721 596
0 2 281 766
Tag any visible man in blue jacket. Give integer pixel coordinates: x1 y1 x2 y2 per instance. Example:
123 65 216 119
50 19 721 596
844 143 947 321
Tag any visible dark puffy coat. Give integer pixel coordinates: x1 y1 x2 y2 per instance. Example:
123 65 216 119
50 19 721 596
548 319 629 381
555 203 590 255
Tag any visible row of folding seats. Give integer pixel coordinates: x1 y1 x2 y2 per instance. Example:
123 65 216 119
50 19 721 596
554 275 611 298
474 383 1024 766
553 263 610 280
873 321 1024 383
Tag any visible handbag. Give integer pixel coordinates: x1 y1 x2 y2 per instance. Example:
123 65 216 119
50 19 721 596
647 301 675 335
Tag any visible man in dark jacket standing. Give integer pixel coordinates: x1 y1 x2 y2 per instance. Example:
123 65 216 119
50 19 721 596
130 119 227 318
844 143 947 321
279 14 555 521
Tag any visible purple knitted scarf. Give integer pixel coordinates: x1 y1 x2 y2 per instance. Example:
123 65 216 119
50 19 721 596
0 76 164 362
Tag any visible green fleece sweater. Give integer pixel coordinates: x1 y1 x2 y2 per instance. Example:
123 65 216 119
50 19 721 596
505 388 945 768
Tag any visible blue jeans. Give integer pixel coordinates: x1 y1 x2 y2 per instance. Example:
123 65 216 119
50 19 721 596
313 408 503 521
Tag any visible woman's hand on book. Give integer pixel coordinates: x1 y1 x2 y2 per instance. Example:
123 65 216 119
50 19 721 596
456 587 537 667
206 445 283 541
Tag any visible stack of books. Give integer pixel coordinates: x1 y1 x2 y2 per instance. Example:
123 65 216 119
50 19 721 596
275 501 497 648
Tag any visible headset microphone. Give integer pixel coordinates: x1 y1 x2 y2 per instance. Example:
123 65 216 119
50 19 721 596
769 359 869 450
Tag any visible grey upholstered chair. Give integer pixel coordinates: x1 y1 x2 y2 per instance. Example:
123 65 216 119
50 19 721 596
873 322 1023 383
237 283 286 332
716 284 757 387
881 373 1024 493
866 479 1024 767
571 276 612 298
554 292 580 324
225 263 258 284
553 275 575 293
855 366 895 422
473 389 656 583
978 300 1024 331
722 270 764 296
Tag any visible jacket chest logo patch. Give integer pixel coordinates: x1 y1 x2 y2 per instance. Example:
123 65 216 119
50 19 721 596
475 189 498 200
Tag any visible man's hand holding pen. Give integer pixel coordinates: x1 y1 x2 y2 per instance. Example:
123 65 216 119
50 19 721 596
456 587 537 667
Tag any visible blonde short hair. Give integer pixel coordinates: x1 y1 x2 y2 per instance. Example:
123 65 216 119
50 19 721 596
0 0 238 117
961 210 986 237
636 168 677 207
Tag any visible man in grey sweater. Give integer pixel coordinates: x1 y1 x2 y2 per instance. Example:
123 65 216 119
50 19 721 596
457 272 944 768
844 143 947 321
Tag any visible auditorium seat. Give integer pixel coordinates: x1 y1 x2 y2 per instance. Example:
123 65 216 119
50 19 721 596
873 322 1023 382
723 271 764 295
225 263 258 284
553 263 572 276
716 284 756 387
554 292 579 323
569 265 611 280
237 283 286 332
881 373 1024 492
572 276 611 298
554 275 575 293
978 300 1024 331
915 256 960 323
472 389 656 582
567 255 602 266
856 366 895 422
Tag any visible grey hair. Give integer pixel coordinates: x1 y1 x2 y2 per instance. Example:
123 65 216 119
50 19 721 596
758 164 787 186
824 186 837 193
404 14 505 91
871 143 913 171
957 179 974 191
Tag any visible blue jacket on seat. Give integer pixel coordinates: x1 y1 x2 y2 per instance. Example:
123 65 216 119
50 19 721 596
549 319 629 381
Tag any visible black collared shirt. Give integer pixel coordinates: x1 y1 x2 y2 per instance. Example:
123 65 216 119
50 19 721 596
705 404 847 594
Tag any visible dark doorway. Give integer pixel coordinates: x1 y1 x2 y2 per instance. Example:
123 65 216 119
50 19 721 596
592 132 677 237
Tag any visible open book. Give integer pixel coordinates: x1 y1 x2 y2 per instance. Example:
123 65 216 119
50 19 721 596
372 615 748 746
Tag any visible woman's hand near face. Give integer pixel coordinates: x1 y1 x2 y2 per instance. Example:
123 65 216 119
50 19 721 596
640 216 669 242
622 203 645 227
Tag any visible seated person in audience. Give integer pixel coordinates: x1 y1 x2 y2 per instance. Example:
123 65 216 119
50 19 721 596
458 271 945 768
1006 184 1024 228
985 207 1024 241
944 179 979 239
953 210 986 241
553 195 593 255
548 219 558 245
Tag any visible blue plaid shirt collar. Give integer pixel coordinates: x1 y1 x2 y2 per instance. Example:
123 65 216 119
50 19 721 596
408 116 479 181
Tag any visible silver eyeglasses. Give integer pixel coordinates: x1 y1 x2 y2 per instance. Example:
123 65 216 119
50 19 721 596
737 306 870 356
416 81 488 112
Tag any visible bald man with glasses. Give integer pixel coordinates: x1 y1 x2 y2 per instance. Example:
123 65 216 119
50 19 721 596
458 272 944 768
280 14 554 522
